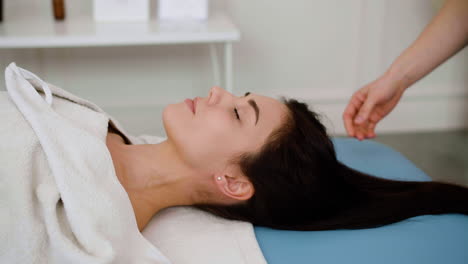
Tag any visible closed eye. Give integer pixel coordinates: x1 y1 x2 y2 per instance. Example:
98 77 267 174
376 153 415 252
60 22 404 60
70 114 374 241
234 108 240 120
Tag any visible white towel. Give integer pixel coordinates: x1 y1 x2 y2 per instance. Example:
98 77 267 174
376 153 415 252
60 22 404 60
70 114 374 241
1 62 171 264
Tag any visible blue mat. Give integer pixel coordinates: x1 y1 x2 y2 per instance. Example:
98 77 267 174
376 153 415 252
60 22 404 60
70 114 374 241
254 138 468 264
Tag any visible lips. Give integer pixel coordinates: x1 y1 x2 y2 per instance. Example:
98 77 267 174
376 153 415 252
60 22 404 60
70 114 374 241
184 99 195 114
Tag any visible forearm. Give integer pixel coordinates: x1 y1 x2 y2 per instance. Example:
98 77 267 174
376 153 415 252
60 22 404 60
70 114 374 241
386 0 468 89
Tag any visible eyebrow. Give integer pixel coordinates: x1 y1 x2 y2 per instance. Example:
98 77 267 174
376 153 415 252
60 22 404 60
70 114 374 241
244 92 259 125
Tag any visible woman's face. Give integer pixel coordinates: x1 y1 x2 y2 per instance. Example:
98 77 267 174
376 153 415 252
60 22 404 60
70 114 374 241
163 86 289 173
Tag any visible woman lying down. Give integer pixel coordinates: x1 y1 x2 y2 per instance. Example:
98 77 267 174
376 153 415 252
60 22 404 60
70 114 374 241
2 63 468 264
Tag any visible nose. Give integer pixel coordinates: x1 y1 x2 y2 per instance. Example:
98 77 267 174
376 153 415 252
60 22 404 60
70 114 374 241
207 86 225 105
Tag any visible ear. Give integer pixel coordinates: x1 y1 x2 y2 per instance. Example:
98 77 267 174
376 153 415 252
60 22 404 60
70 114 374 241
214 165 254 202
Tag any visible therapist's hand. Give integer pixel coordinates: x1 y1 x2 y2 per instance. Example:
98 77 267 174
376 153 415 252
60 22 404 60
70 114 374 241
343 73 406 140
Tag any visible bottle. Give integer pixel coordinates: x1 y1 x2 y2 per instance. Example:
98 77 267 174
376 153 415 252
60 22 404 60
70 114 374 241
52 0 65 21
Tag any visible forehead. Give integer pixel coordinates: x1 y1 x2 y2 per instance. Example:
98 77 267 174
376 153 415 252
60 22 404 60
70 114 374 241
247 93 288 138
254 93 287 114
253 94 287 117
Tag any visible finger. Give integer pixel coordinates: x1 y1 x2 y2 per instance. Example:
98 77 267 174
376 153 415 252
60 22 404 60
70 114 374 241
343 100 359 137
367 113 381 138
343 92 366 137
343 107 357 137
345 91 364 116
355 120 373 140
344 116 355 137
367 131 375 138
354 97 376 125
369 111 383 124
355 127 366 141
366 122 377 138
355 92 366 103
355 132 362 141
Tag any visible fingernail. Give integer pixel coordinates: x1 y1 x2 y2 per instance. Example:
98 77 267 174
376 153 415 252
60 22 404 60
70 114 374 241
355 116 364 123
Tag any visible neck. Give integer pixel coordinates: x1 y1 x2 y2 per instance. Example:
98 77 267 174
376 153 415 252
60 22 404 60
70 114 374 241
108 139 200 231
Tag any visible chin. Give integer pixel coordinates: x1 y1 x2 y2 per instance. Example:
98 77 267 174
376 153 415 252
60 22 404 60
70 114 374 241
162 103 189 144
161 105 174 138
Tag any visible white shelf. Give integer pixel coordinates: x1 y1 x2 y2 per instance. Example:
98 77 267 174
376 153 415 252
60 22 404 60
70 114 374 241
0 12 240 48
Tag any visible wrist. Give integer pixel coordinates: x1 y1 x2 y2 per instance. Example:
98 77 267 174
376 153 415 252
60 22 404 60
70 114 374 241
384 64 413 91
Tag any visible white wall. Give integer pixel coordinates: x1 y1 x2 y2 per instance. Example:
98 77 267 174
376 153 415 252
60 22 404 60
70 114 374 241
1 0 467 136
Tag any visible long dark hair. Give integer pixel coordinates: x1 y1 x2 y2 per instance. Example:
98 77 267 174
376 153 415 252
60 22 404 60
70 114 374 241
193 98 468 231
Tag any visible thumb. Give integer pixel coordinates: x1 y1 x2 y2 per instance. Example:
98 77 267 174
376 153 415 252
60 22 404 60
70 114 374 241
354 98 376 124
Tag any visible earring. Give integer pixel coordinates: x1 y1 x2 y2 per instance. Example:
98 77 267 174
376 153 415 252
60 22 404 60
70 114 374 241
217 176 222 181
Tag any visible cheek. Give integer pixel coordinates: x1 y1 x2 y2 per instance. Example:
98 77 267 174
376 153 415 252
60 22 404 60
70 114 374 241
201 112 236 138
189 113 233 148
163 104 240 167
190 114 240 161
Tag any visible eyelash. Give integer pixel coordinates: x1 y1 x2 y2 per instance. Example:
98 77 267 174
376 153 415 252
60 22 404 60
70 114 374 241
234 108 240 120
